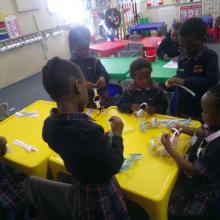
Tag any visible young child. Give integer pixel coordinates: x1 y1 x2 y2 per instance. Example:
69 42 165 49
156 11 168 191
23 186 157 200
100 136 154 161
156 22 182 61
118 58 167 114
69 26 111 108
23 57 130 220
0 136 27 219
166 18 219 119
161 84 220 219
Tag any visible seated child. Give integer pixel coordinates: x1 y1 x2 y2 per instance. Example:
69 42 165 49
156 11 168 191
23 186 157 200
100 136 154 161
161 84 220 219
23 57 130 220
156 22 182 61
69 26 111 108
0 136 26 219
166 18 219 119
118 58 167 114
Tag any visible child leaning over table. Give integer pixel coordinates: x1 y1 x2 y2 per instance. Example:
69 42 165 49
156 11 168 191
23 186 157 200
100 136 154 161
0 136 27 220
161 84 220 220
23 57 131 220
118 58 167 115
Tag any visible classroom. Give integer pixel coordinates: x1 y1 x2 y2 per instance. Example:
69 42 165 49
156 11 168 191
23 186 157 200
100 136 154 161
0 0 220 219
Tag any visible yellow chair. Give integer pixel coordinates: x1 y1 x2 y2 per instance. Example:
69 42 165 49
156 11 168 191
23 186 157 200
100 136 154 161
49 153 69 180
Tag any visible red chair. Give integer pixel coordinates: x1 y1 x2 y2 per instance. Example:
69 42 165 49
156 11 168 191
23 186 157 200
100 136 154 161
207 17 220 43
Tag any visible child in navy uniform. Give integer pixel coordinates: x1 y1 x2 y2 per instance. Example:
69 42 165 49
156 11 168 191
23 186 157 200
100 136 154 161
23 57 130 220
156 22 182 61
161 84 220 219
118 58 167 114
166 18 219 119
69 26 111 108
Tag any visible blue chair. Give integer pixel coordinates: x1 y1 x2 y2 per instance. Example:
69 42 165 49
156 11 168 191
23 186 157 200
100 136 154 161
107 83 123 97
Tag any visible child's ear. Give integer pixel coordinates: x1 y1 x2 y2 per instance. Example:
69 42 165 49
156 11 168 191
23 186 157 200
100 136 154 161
73 79 81 94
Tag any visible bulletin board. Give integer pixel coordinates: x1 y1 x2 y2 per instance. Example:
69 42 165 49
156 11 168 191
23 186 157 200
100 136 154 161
180 3 202 20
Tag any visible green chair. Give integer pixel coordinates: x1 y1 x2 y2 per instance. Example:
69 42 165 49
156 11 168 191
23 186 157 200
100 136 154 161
138 17 149 36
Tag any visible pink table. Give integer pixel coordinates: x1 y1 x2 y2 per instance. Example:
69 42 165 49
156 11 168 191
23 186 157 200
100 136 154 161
138 36 164 49
90 40 130 57
89 37 164 57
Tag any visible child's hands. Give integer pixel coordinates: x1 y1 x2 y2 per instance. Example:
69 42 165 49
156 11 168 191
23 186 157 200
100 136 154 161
96 77 106 88
172 57 178 62
109 116 124 137
161 133 173 153
145 106 156 115
131 104 140 112
163 54 169 61
166 77 185 87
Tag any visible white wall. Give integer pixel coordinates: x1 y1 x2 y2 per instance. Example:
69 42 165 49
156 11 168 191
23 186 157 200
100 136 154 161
0 0 70 89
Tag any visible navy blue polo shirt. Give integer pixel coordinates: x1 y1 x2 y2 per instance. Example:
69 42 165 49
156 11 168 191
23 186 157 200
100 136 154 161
156 36 181 59
70 53 110 97
117 81 167 114
176 46 219 117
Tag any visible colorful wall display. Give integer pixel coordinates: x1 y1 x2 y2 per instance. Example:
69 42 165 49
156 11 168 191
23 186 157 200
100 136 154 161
0 12 9 41
180 3 202 20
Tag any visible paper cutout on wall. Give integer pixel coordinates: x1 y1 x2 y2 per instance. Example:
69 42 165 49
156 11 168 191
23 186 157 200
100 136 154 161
5 15 22 39
147 0 163 7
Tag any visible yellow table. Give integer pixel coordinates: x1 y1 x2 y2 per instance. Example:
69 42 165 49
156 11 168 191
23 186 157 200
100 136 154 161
0 100 56 178
49 106 201 220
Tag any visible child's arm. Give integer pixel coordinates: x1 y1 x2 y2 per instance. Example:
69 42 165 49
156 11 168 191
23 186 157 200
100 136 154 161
90 117 124 176
156 38 169 60
161 133 201 176
95 59 110 88
118 91 138 113
160 51 219 91
174 124 203 137
154 90 168 114
86 81 97 89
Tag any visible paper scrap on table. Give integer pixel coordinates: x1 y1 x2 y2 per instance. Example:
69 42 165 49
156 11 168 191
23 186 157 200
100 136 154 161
15 110 39 118
14 140 38 152
163 60 178 69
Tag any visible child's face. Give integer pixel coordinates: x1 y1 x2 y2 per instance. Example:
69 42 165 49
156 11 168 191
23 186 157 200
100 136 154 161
179 35 204 58
171 29 179 43
134 68 152 89
72 41 90 59
201 93 220 127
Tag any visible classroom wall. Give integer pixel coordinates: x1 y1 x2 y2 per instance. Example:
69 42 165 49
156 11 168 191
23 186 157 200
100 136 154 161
0 0 70 89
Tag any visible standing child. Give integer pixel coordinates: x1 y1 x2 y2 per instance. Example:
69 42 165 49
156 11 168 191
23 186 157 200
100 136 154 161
69 26 111 108
166 18 219 119
156 22 182 61
118 58 167 114
23 57 130 220
161 84 220 219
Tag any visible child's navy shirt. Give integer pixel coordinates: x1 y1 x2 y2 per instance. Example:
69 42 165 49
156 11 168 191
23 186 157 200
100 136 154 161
70 53 110 96
156 36 180 59
176 46 219 117
42 109 124 184
118 81 167 114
